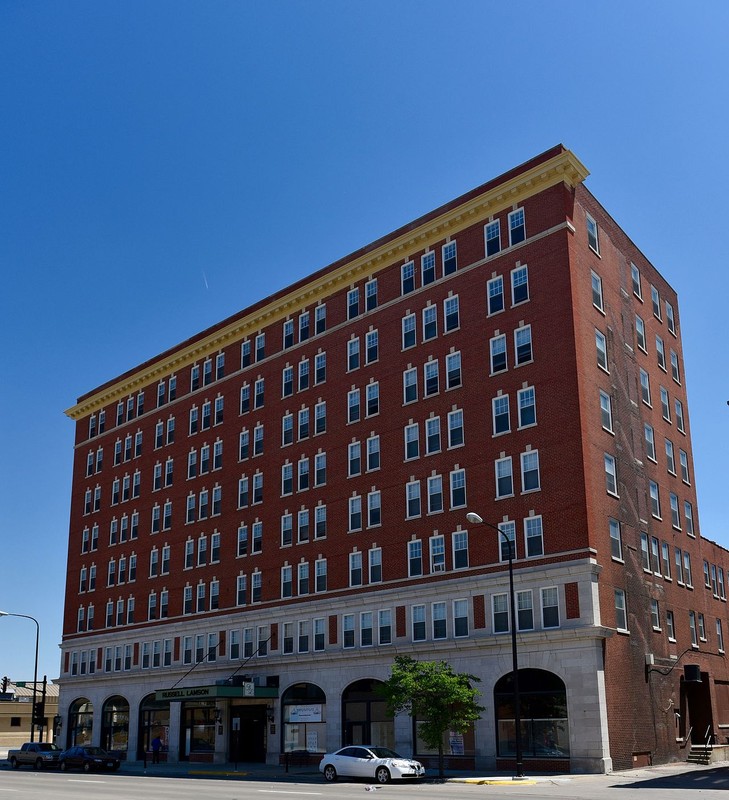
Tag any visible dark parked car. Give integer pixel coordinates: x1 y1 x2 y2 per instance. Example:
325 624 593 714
59 746 120 772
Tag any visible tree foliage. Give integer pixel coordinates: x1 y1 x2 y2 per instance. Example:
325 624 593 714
378 655 485 776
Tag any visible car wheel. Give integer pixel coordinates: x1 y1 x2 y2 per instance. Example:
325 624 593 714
60 761 68 772
323 764 337 782
35 758 44 770
375 766 391 784
83 762 91 773
9 757 18 769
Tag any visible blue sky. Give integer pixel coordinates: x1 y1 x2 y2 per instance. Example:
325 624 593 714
1 1 728 681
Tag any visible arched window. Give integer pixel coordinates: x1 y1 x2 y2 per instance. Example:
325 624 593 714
101 695 130 754
342 679 393 749
281 682 326 753
494 669 569 758
68 698 93 748
138 694 170 759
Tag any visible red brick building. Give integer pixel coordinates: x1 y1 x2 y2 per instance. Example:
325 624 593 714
58 145 729 772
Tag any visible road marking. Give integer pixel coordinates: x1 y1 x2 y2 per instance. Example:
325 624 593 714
257 792 323 796
66 779 108 783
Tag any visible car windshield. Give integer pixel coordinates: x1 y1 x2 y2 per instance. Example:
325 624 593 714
38 743 61 751
369 747 402 759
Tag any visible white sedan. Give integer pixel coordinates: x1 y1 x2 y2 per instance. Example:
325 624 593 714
319 745 425 784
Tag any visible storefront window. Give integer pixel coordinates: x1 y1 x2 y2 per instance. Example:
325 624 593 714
342 679 393 749
68 698 93 748
282 683 326 753
138 694 170 759
101 695 130 754
415 721 475 756
494 669 569 758
182 703 216 757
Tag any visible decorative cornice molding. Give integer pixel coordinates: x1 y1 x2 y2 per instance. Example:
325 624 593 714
65 148 589 420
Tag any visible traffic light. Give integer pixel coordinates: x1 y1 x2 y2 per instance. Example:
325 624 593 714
1 676 7 693
33 701 46 727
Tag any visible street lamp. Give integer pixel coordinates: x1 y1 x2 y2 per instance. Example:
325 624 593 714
466 512 525 779
0 611 40 743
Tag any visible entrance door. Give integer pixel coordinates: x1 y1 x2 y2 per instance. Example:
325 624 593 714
682 674 714 744
230 706 267 762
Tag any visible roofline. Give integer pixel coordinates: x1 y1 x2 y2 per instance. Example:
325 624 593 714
66 145 588 420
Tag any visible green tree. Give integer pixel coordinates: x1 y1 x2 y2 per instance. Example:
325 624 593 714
378 655 484 778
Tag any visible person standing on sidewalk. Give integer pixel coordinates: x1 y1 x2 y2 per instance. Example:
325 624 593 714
151 735 162 764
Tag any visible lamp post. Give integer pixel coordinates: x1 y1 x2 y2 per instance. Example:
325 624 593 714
466 512 525 779
0 611 40 743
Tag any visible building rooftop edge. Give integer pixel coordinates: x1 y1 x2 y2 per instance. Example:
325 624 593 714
65 144 589 421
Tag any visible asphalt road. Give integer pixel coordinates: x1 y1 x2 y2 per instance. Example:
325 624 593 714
2 762 729 800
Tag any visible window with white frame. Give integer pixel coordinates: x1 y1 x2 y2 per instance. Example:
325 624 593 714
408 539 423 576
496 456 514 498
405 423 419 460
412 604 426 640
424 360 439 396
421 251 435 285
615 589 628 631
524 515 544 557
604 453 618 496
518 386 536 427
427 475 443 514
493 394 510 435
402 313 416 349
485 219 501 256
430 534 445 572
444 296 459 332
600 390 613 432
609 518 623 561
517 590 534 631
515 325 532 365
490 334 507 373
492 593 509 633
452 530 468 569
509 208 526 246
596 329 608 371
450 468 466 508
511 264 529 304
649 480 661 518
631 263 642 299
541 587 559 628
423 305 437 340
651 285 661 319
448 409 464 448
521 450 540 492
401 261 415 295
666 301 676 335
443 241 457 275
369 547 382 583
487 275 504 315
644 423 656 461
446 351 462 389
591 271 604 311
586 213 600 254
403 367 417 403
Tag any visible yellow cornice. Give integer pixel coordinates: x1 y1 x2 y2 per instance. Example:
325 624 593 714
65 149 588 421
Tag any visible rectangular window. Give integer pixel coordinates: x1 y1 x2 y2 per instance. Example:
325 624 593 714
366 382 379 416
408 539 422 576
649 480 661 518
366 330 379 364
454 599 469 637
349 552 363 587
651 285 661 319
347 337 360 371
609 518 623 560
517 590 534 631
315 505 327 538
315 304 326 334
343 614 355 648
365 278 378 311
541 587 559 628
656 335 666 371
432 602 447 639
492 593 509 633
511 265 529 304
490 334 507 373
347 389 360 423
299 310 310 341
521 450 540 492
596 329 608 371
255 333 265 361
315 558 327 592
315 352 326 384
425 416 441 454
412 604 426 641
650 599 661 631
666 610 675 641
347 287 360 319
421 251 435 285
635 315 646 351
670 350 680 384
424 360 439 396
427 475 443 514
586 213 600 254
631 263 642 299
518 386 536 427
524 515 544 557
369 547 382 583
496 456 513 498
644 424 656 461
283 319 294 349
450 468 466 508
349 495 362 531
423 305 437 340
430 534 445 572
453 530 468 569
600 390 613 432
666 301 676 335
368 491 381 527
487 275 504 315
401 261 415 294
689 611 698 647
360 612 373 647
605 453 618 496
515 325 532 365
591 271 604 311
684 501 695 536
446 350 462 389
367 435 380 471
444 296 459 332
485 219 500 256
509 208 526 246
615 589 627 631
402 313 416 349
443 241 457 275
448 409 464 448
